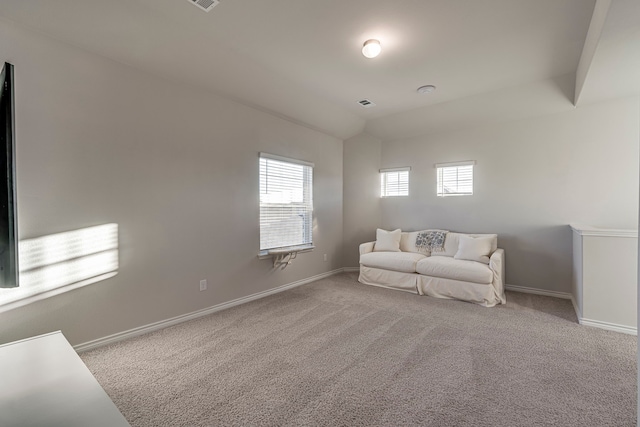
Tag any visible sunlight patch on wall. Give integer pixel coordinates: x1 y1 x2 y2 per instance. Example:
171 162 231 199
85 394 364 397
0 223 119 312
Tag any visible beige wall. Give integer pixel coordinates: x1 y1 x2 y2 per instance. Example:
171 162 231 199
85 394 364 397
0 19 343 346
374 96 639 292
343 133 382 267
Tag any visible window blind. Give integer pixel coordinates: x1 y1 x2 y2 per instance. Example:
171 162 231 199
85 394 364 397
436 161 475 197
259 154 313 251
380 167 410 197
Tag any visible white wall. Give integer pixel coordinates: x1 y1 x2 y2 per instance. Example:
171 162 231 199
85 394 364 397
572 226 637 331
0 15 637 347
375 96 639 293
582 234 637 328
343 133 382 267
0 19 343 346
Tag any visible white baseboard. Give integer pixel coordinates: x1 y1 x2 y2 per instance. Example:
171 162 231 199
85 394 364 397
569 296 636 335
570 296 580 319
578 318 637 336
505 284 572 300
74 268 345 353
508 286 637 336
343 267 360 273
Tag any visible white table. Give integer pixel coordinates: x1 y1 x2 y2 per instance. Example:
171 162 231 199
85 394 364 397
0 331 130 426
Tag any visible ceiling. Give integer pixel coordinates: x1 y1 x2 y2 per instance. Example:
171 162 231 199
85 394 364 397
0 0 637 140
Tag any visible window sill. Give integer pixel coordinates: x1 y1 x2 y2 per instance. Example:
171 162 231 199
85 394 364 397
258 245 315 260
260 245 315 268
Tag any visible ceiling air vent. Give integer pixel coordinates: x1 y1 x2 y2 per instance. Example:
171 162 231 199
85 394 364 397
357 99 376 108
188 0 219 12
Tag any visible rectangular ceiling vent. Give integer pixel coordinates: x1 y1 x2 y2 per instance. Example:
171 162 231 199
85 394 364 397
188 0 219 12
357 99 376 108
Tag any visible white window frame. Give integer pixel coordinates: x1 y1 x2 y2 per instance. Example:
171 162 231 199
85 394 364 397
259 153 314 255
435 160 475 197
380 167 410 197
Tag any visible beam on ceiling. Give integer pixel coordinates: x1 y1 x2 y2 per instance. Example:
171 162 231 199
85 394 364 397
574 0 612 106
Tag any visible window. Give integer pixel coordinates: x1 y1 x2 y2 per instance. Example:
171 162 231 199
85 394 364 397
380 167 410 197
436 161 475 197
259 153 313 252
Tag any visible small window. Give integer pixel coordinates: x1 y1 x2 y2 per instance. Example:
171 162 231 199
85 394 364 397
436 161 475 197
259 153 313 252
380 167 410 197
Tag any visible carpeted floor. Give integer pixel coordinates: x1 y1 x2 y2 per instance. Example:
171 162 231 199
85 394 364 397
81 273 637 427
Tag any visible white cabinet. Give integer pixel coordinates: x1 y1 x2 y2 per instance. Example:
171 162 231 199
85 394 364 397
571 224 637 334
0 331 130 427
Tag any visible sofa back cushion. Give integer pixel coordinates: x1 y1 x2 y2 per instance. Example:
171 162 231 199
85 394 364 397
373 228 402 252
431 232 498 259
400 230 429 254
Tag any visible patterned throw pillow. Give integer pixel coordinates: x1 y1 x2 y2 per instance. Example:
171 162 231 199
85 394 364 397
415 230 448 253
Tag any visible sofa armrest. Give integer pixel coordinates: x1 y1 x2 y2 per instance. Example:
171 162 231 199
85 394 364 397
490 248 506 304
359 241 375 256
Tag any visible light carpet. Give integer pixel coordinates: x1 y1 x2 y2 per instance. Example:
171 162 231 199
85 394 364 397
81 272 637 426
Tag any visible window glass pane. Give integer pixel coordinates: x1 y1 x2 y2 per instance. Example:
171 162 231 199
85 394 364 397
437 165 473 196
381 170 409 197
259 156 313 251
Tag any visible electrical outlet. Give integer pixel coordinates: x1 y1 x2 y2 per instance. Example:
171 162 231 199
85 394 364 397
323 254 328 262
199 279 207 291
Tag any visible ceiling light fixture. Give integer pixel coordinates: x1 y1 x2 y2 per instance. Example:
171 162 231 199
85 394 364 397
362 39 382 59
417 85 436 94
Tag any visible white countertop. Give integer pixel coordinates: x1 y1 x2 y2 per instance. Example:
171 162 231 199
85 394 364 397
0 331 130 427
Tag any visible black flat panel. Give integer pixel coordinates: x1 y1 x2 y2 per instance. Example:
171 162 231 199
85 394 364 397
0 62 19 288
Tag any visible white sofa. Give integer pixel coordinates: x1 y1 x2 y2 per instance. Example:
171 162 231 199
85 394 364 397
358 229 506 307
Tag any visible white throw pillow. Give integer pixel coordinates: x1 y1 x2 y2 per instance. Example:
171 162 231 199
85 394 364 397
454 235 493 264
373 228 402 252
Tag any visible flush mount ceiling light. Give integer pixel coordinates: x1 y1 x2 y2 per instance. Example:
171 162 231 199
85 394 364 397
417 85 436 94
362 39 382 59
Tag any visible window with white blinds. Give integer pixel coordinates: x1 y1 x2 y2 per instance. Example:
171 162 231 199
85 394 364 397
380 167 410 197
436 161 475 197
259 153 313 251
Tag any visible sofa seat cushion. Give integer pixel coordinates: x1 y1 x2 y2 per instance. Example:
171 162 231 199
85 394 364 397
415 256 493 284
360 252 427 273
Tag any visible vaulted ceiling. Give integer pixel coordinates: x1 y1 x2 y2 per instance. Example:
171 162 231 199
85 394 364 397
0 0 638 140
